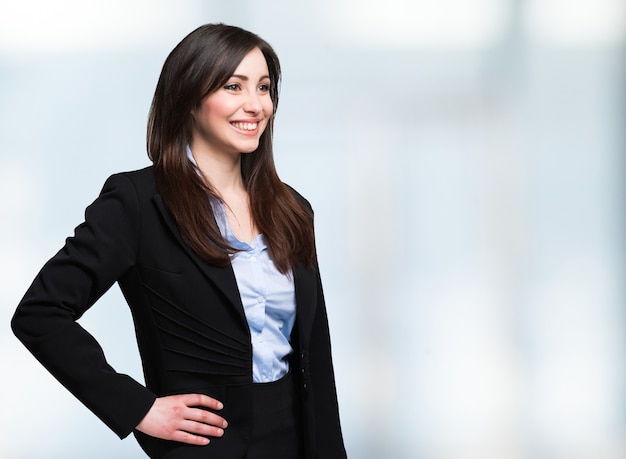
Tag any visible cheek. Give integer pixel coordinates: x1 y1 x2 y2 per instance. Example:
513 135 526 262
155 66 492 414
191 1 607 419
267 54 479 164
262 98 274 116
203 96 232 118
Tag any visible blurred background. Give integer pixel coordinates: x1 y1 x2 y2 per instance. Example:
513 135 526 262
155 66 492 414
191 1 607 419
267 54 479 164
1 0 625 458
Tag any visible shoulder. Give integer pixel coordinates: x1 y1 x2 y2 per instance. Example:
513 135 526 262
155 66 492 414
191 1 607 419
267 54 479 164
100 166 156 199
111 166 155 187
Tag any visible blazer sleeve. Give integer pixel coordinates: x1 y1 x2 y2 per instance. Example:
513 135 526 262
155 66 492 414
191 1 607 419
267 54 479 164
293 190 346 458
11 173 156 439
308 266 347 458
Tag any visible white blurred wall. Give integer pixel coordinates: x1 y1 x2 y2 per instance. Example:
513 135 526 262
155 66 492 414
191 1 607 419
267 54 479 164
1 1 625 458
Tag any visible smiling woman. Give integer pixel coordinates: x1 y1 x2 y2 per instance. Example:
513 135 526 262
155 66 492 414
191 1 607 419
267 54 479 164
190 49 274 161
189 48 275 244
11 23 347 459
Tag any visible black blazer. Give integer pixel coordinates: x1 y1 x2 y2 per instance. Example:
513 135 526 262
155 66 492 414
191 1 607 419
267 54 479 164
11 167 346 458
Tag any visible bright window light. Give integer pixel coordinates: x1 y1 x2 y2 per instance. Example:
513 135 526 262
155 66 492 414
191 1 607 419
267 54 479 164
0 0 204 55
321 0 510 49
525 0 626 46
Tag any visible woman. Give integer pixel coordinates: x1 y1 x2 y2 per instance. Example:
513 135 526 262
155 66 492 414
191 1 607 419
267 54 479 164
11 23 346 459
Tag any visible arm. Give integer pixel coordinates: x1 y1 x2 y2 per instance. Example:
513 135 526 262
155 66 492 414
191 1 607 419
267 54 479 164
11 174 155 438
303 193 347 457
308 269 347 458
11 173 229 443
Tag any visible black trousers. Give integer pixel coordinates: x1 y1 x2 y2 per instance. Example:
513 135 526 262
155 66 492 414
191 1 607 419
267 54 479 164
246 371 304 459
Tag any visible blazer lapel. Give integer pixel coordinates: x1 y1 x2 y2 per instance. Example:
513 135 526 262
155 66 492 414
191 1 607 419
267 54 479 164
294 263 318 348
152 195 247 327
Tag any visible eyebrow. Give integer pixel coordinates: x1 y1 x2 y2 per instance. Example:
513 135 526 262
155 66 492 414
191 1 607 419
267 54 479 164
230 74 270 81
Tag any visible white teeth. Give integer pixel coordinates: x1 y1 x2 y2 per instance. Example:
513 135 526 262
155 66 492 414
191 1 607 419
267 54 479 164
232 122 257 131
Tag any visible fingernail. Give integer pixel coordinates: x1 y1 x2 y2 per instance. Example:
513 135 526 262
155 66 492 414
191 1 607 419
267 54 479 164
217 402 224 410
217 428 224 436
223 420 228 428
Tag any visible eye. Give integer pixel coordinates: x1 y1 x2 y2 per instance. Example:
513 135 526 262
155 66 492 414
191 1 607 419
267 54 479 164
223 83 241 91
258 83 270 92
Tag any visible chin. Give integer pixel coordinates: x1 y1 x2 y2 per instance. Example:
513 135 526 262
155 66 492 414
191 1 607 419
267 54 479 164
238 143 261 154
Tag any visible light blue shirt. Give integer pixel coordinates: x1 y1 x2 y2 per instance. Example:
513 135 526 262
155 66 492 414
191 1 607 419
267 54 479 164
186 146 296 383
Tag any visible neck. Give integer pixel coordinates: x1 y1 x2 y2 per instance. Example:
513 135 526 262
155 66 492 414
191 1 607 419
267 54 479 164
189 143 245 196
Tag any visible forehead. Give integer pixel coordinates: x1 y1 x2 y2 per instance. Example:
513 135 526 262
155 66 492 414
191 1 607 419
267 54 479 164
232 47 270 77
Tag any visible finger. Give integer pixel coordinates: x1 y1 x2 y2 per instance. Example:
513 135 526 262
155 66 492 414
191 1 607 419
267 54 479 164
179 419 225 438
182 393 224 411
187 407 228 429
170 429 211 446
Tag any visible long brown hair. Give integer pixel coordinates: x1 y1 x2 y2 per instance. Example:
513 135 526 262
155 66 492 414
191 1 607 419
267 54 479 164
147 24 315 273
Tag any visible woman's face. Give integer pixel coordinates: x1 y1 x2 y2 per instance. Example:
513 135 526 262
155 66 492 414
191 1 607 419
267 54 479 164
190 47 274 158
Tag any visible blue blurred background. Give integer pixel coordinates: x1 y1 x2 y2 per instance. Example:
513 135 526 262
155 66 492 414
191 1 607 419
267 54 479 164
1 0 625 457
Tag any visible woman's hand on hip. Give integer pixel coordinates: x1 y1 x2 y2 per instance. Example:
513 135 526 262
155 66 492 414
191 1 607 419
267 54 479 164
136 394 228 445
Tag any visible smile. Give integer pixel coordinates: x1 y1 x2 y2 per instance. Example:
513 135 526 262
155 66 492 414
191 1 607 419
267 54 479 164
231 122 258 131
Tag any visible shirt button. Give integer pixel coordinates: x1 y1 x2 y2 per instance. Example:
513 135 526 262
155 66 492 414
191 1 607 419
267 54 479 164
257 296 264 303
250 256 257 262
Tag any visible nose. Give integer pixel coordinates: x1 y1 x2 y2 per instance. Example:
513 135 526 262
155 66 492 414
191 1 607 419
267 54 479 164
243 89 262 114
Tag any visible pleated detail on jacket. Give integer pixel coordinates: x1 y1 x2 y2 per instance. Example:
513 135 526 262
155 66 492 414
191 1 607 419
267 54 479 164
141 279 251 389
